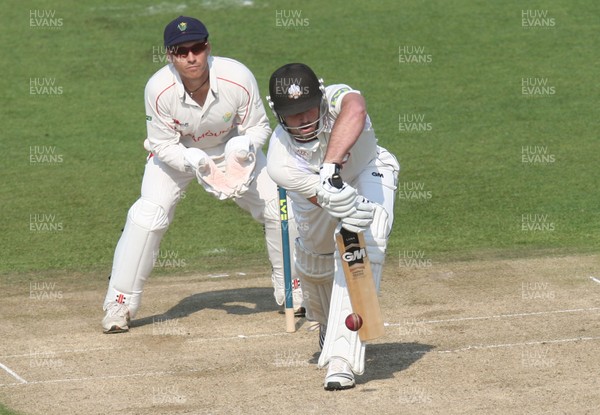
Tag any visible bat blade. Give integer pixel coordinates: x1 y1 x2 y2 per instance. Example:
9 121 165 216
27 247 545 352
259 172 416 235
336 227 384 341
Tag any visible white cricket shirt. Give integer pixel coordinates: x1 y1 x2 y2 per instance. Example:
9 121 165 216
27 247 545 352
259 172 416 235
267 84 378 199
144 56 271 172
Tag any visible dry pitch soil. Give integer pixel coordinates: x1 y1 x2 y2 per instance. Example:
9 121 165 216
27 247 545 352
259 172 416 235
1 254 599 415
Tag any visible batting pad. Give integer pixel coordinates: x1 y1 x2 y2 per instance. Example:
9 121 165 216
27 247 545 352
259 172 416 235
318 242 385 375
103 198 169 318
362 204 390 266
294 238 334 325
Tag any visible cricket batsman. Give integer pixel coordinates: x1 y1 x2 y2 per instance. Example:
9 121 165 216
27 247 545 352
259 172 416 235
102 16 303 333
266 63 400 390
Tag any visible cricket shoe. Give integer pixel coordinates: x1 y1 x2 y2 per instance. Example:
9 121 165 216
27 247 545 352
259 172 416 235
324 358 355 391
102 302 130 334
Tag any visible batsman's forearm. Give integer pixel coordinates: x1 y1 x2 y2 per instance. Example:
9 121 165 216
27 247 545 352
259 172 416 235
323 95 367 165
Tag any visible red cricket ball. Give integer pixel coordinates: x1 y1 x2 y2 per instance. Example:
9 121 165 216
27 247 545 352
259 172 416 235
345 313 363 331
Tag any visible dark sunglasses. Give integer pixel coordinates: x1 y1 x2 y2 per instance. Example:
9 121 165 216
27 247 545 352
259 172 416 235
170 41 208 57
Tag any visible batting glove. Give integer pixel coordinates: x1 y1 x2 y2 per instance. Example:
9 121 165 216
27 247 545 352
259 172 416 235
316 163 358 218
340 197 374 233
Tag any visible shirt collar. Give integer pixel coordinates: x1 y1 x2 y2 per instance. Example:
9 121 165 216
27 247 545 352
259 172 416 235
170 56 217 104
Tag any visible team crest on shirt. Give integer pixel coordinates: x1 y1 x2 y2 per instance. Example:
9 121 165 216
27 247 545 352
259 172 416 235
178 22 187 31
288 84 302 99
222 112 232 122
293 147 312 161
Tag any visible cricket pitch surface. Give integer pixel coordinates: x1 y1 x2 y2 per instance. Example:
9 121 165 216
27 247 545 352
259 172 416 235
1 254 599 414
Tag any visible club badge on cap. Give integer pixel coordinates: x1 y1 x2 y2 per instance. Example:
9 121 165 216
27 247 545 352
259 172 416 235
164 16 209 48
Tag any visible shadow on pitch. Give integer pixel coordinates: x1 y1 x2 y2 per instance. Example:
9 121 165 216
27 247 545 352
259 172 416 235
309 342 435 385
131 287 276 328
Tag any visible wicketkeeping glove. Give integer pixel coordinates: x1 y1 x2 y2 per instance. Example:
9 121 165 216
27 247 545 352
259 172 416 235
183 147 210 173
224 135 256 197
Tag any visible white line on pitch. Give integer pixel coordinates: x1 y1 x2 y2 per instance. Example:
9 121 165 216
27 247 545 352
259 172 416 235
0 346 116 360
385 307 600 326
589 276 600 285
0 362 27 384
404 335 600 355
3 336 599 388
0 368 203 388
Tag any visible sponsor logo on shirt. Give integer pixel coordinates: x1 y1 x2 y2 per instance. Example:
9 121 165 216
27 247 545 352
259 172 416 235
330 87 351 107
173 118 190 128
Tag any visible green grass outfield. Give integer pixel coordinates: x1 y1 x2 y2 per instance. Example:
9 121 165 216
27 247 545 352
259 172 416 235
1 0 598 278
0 1 597 412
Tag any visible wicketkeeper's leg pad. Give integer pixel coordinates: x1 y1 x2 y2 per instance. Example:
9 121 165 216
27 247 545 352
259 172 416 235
103 198 170 318
318 204 389 375
294 238 334 325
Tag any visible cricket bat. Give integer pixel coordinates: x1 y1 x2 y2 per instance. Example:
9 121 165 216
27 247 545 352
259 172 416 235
332 174 385 341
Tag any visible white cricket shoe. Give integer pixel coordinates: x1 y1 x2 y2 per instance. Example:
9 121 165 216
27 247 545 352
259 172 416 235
102 302 130 334
324 358 355 391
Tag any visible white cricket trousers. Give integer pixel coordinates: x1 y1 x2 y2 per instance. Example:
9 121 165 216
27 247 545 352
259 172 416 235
102 150 293 317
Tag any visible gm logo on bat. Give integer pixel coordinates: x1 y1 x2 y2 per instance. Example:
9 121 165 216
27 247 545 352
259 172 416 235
342 248 367 262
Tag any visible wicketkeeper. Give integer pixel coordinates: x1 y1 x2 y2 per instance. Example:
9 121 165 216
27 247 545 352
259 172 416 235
102 16 303 333
266 63 400 390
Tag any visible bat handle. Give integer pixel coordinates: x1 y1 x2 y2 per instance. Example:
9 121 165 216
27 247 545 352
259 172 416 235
330 163 343 189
